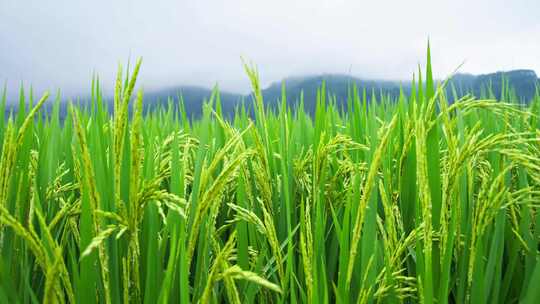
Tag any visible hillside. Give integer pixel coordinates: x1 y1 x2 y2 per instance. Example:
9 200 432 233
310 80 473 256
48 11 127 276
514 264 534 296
144 69 538 117
4 69 538 119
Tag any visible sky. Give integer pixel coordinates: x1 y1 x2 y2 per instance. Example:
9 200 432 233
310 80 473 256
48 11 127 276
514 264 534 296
1 0 539 99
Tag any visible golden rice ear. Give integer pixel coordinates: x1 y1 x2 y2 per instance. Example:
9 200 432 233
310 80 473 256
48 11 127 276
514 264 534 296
0 92 48 206
222 265 283 294
186 147 252 266
199 231 238 303
347 114 398 286
71 107 112 303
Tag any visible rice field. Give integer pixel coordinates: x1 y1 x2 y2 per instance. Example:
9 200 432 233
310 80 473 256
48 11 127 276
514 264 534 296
0 50 539 303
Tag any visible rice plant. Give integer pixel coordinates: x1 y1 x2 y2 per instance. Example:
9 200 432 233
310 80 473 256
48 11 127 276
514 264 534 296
0 47 539 303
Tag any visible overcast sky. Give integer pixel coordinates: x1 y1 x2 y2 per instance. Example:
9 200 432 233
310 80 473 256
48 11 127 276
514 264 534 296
1 0 539 99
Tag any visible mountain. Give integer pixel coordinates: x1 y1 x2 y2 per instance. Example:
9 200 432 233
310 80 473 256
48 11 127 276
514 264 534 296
144 69 538 117
6 69 537 120
260 74 405 114
448 70 539 102
143 75 408 117
143 85 244 118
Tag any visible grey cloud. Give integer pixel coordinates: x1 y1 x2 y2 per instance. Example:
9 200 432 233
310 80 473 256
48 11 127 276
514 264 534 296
1 0 539 100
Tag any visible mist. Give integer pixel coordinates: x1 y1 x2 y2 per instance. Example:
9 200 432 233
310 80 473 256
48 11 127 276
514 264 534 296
1 0 539 100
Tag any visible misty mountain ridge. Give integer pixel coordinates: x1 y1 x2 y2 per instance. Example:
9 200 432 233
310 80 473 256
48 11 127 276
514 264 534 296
142 69 538 117
4 69 539 119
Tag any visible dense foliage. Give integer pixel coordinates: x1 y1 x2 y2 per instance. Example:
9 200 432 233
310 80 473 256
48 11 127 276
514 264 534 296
0 49 539 303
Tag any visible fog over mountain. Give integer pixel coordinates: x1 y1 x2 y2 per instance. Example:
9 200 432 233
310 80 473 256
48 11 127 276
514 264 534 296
5 67 538 121
1 0 539 101
139 69 540 118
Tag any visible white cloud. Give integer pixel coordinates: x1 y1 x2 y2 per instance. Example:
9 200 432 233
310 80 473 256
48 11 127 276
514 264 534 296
1 0 539 99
